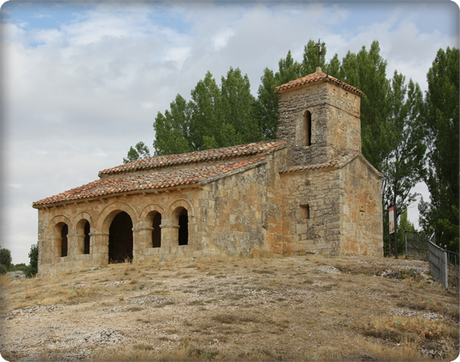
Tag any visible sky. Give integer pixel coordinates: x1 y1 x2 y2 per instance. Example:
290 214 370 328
0 0 458 265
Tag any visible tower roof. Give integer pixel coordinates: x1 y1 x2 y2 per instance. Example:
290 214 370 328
274 68 364 97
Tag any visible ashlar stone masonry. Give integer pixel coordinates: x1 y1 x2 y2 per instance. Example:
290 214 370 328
33 68 383 275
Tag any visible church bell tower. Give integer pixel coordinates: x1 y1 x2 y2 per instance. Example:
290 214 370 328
275 68 363 166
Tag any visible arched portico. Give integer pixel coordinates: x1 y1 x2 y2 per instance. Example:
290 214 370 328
48 215 72 260
95 202 139 264
74 212 94 255
108 211 133 263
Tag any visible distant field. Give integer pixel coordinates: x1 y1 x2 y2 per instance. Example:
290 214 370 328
0 254 458 361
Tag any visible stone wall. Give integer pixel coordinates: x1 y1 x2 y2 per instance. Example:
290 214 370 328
272 167 343 255
341 156 383 256
36 149 291 275
277 82 361 166
200 163 267 256
37 186 205 275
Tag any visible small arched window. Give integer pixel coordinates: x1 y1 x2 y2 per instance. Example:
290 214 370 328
84 221 90 254
304 111 312 146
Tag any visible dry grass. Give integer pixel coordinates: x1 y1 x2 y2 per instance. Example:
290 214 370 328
1 254 458 362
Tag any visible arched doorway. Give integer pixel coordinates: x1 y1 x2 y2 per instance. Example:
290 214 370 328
109 211 133 263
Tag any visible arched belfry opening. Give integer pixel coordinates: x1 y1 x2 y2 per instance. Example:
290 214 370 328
178 208 188 246
109 211 133 263
152 212 162 248
304 111 312 146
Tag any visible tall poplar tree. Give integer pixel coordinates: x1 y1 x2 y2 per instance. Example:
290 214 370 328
382 71 426 252
419 47 459 251
338 41 392 172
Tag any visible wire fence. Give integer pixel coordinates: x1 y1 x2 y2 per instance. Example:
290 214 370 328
405 230 459 292
405 230 429 260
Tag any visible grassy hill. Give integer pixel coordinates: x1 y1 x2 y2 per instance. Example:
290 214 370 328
0 254 458 361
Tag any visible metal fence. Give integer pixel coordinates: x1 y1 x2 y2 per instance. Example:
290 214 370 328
405 230 429 260
428 237 449 290
405 231 459 292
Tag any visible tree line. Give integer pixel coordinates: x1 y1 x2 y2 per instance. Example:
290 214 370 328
125 40 459 253
0 244 38 277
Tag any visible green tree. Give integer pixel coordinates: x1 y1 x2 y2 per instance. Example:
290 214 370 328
382 71 426 253
338 41 392 172
397 208 416 255
151 68 260 156
254 67 279 140
254 46 316 140
419 47 459 251
26 244 38 278
301 39 326 75
0 247 12 270
153 94 193 156
123 141 151 163
219 67 260 146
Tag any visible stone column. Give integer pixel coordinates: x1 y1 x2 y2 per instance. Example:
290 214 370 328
93 232 110 267
161 224 180 249
133 222 154 262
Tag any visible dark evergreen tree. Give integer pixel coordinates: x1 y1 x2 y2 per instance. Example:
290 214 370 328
419 47 459 251
382 71 426 253
0 247 12 270
338 41 392 172
26 243 38 278
123 141 151 163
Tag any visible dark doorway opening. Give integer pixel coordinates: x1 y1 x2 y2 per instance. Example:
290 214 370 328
152 213 162 248
178 208 188 246
109 212 133 263
84 221 90 254
61 224 68 257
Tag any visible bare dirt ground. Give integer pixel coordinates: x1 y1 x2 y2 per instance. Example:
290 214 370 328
0 254 458 362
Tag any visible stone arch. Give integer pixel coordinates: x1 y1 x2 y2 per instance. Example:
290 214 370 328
303 110 312 146
168 200 192 247
74 212 94 255
298 109 314 147
96 202 138 264
48 215 72 258
96 201 139 233
140 204 166 248
166 199 194 219
109 211 133 263
139 204 166 221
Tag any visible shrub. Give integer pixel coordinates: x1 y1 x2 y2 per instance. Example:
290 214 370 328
26 244 38 278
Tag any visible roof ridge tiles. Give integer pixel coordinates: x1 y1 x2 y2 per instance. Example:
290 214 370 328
275 71 364 96
98 140 287 177
32 157 267 207
279 150 359 174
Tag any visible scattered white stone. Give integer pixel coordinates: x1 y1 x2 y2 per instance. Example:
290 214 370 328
315 265 341 274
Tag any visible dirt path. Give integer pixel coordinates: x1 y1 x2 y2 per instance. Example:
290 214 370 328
0 254 458 361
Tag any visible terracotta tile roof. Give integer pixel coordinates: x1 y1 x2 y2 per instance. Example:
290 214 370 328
32 157 267 207
279 150 360 173
274 69 364 97
99 140 287 177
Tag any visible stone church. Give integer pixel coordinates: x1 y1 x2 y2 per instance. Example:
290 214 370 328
33 68 383 275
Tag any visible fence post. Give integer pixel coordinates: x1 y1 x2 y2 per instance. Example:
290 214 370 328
443 249 449 290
